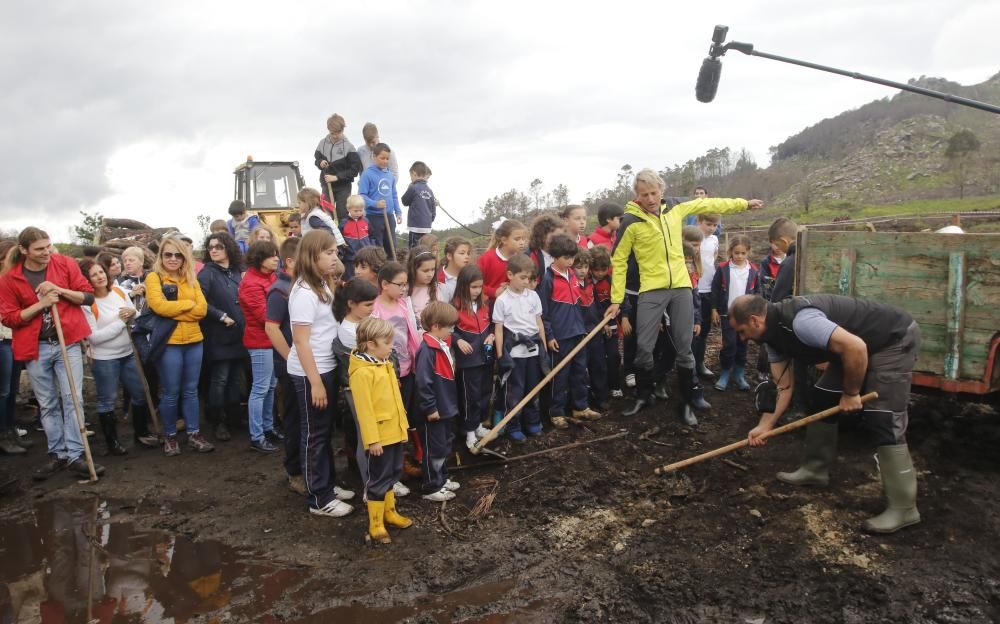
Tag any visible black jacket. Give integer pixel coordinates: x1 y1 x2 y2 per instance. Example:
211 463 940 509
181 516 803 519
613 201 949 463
197 262 247 361
771 243 796 302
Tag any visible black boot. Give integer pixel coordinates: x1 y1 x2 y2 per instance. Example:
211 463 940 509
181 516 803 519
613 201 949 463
99 412 128 456
624 370 655 417
131 404 160 448
652 382 670 401
677 367 712 411
210 406 231 441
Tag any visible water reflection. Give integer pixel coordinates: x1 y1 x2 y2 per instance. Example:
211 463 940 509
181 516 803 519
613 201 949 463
0 498 306 623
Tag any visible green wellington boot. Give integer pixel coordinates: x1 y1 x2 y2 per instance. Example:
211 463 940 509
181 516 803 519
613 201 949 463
864 444 921 534
777 422 839 486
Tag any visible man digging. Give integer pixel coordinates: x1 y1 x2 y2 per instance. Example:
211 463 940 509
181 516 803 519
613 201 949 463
731 293 921 534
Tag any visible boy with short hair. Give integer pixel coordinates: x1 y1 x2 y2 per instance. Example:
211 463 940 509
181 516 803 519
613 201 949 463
286 213 301 238
210 220 228 234
539 235 602 428
359 143 401 257
414 301 462 502
265 236 304 494
227 200 260 255
589 202 624 250
402 161 437 249
492 253 547 441
314 113 364 222
768 217 798 302
353 245 387 287
693 213 721 378
340 195 376 280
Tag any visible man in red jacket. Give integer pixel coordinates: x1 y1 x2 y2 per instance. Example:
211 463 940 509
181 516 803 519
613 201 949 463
0 227 104 480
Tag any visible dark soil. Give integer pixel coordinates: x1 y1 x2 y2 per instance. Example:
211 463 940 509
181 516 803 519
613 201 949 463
2 340 999 623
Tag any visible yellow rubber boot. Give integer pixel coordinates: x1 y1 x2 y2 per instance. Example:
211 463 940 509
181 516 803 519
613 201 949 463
383 491 413 529
366 501 391 544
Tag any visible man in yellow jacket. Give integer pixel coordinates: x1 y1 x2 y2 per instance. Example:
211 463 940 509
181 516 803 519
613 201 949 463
605 169 762 424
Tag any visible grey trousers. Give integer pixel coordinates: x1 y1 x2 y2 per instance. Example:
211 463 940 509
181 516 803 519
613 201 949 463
814 321 921 446
636 288 695 372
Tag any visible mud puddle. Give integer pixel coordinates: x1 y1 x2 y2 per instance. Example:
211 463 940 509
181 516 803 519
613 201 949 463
0 497 524 623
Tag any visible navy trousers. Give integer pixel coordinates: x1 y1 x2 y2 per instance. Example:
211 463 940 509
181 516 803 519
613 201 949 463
458 364 492 433
275 358 301 477
291 371 338 510
503 356 541 433
550 335 588 416
418 418 453 494
365 442 402 502
718 317 748 370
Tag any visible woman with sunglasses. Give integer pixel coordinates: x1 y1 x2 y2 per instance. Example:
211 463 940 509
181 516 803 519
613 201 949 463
146 234 214 456
198 232 247 442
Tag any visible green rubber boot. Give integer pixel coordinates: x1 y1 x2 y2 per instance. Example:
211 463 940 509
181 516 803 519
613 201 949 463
864 444 920 534
776 422 838 486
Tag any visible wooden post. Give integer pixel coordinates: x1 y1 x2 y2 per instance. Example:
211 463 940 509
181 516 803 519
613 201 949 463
944 251 966 380
325 182 340 228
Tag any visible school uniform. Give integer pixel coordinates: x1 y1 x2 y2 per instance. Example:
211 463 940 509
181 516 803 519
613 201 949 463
711 260 760 369
492 288 543 434
538 266 588 416
592 273 621 399
339 216 375 280
453 300 494 434
413 333 458 494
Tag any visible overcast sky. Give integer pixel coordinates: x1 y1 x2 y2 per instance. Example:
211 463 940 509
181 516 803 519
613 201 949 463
2 0 997 242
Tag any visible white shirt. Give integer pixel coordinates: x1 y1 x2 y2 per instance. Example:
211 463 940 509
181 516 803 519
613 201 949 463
83 289 137 360
727 262 751 310
492 287 542 358
338 318 358 350
438 269 459 305
287 280 339 376
697 235 719 293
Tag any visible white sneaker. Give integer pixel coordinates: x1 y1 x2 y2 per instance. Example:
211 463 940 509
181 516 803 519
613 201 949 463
422 488 455 502
334 486 355 501
625 374 636 388
443 479 460 491
465 431 477 449
611 389 624 398
15 427 27 437
474 425 491 439
310 499 353 517
393 481 411 497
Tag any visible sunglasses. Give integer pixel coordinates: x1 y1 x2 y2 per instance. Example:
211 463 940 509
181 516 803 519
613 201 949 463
208 244 225 251
162 251 185 260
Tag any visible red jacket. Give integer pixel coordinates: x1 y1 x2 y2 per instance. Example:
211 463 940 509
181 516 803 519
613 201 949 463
238 267 277 349
0 253 94 361
477 248 510 302
588 227 615 250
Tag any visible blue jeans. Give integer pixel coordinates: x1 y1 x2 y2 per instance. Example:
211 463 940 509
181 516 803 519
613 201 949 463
25 341 85 461
91 354 148 413
0 340 21 433
248 348 277 443
157 343 204 436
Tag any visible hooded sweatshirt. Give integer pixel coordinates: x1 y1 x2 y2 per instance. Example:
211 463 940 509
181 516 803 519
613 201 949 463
401 179 436 232
314 135 363 191
358 164 401 219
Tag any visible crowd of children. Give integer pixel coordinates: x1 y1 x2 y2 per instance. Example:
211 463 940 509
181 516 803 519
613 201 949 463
0 115 783 545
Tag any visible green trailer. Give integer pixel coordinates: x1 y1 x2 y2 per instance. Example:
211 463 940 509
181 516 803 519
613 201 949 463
794 230 1000 395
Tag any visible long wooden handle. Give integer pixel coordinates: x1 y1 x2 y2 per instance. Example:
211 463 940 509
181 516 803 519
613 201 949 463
472 314 613 454
382 207 396 258
130 340 163 436
51 305 99 482
654 391 879 475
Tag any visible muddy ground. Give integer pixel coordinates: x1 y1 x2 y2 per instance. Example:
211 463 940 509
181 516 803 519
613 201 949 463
1 341 999 623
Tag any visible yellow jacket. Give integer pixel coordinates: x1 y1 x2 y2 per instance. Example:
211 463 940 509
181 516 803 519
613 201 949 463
146 271 208 345
611 197 748 303
349 352 409 448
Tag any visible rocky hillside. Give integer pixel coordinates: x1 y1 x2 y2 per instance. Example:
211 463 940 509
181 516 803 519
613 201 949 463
770 72 1000 211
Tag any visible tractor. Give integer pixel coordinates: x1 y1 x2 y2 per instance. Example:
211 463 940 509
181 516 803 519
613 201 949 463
232 157 305 243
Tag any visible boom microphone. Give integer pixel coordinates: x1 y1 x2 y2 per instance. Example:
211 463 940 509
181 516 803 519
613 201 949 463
696 57 722 103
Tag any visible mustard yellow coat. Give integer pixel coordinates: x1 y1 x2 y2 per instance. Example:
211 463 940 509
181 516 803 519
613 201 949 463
349 353 410 448
145 271 208 345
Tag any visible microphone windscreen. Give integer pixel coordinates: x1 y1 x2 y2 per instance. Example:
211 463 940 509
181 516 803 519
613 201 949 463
695 57 722 103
